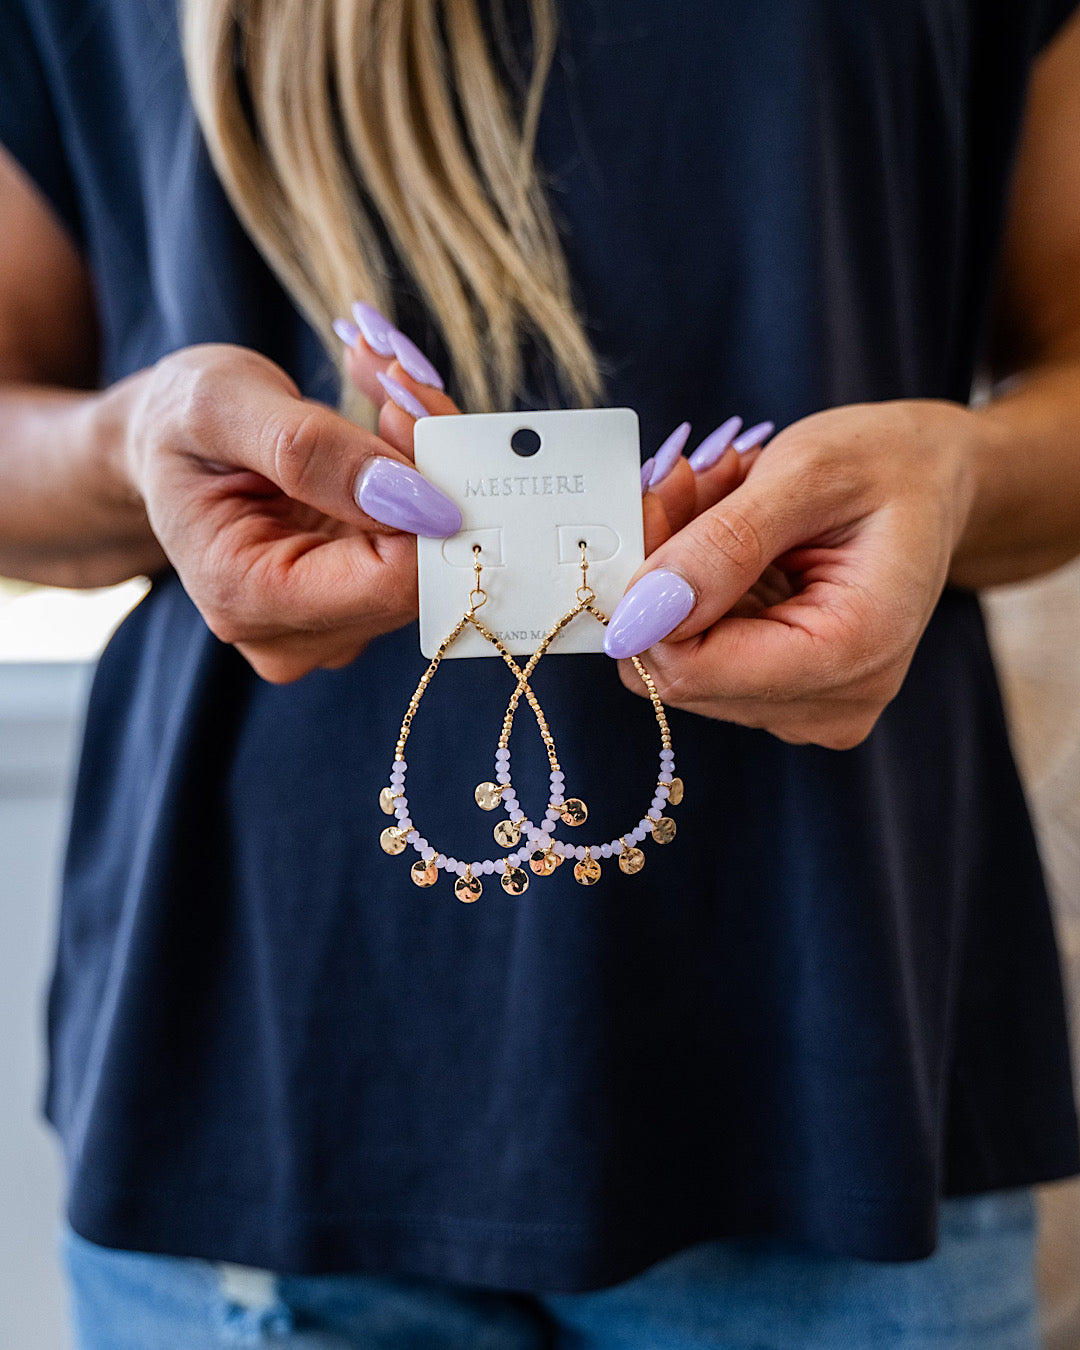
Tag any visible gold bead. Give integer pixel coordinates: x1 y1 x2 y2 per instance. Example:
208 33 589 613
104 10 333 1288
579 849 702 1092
380 826 407 855
501 866 530 895
667 777 684 807
618 846 646 875
494 819 521 848
379 786 397 815
574 853 601 885
651 816 677 845
410 859 438 887
455 872 482 903
474 781 503 811
560 798 588 827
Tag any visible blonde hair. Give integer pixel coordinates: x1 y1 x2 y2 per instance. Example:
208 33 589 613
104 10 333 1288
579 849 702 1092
181 0 602 412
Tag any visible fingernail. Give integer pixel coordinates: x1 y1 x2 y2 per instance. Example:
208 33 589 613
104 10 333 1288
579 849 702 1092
639 457 656 493
351 301 396 357
388 327 444 391
732 420 775 453
376 371 431 420
333 318 361 348
647 421 692 488
603 569 696 659
688 416 742 472
354 458 462 537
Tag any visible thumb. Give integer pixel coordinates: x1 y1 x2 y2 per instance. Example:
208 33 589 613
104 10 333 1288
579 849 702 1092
603 457 849 659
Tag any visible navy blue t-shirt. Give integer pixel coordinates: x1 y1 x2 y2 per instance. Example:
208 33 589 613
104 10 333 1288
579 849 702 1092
2 0 1078 1291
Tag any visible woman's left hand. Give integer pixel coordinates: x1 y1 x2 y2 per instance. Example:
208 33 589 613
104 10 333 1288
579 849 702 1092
603 400 980 749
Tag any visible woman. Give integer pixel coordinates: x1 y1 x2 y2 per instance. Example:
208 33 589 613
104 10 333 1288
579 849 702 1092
2 0 1079 1345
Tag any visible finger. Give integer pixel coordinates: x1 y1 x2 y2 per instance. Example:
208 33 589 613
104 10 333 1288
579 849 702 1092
236 626 374 683
642 490 673 555
648 458 697 535
637 594 901 743
200 523 419 647
602 436 856 659
615 643 883 750
335 302 458 413
163 357 461 538
376 367 459 458
687 418 774 513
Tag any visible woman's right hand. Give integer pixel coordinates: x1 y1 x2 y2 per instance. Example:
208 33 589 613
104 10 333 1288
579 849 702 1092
119 342 460 683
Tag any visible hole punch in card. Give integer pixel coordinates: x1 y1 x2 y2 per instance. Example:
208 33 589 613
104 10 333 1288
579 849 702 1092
414 408 644 658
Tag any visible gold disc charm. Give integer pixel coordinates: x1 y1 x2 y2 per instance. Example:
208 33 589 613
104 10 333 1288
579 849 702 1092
667 777 685 806
574 851 602 885
618 846 646 875
474 781 503 811
529 848 558 876
501 866 530 895
410 859 438 887
494 819 521 849
379 786 398 815
560 798 588 827
380 826 408 855
651 816 677 845
455 871 482 903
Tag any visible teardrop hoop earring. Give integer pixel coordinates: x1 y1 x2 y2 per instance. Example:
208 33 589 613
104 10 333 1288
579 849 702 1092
489 542 684 886
379 546 569 903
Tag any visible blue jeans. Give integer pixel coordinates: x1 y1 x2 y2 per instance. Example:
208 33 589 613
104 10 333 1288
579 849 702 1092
63 1190 1040 1349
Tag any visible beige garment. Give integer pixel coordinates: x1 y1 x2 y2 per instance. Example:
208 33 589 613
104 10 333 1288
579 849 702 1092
984 559 1080 1350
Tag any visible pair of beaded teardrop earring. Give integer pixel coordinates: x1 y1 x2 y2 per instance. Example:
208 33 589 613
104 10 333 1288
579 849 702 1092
378 543 684 902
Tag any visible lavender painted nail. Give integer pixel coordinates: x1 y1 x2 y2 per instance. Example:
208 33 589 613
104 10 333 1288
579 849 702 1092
640 457 656 493
603 569 696 659
647 421 692 488
354 458 461 537
333 318 361 348
732 420 775 453
376 371 431 421
688 416 743 472
388 327 444 390
351 301 396 357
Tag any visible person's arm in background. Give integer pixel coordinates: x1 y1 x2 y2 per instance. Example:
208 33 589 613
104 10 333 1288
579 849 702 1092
956 9 1080 587
0 149 162 587
0 147 463 682
601 9 1080 749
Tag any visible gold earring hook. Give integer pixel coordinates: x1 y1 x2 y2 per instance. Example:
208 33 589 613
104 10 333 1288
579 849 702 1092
469 543 488 612
576 539 595 603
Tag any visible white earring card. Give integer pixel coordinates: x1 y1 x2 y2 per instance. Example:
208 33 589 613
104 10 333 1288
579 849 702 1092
414 408 644 658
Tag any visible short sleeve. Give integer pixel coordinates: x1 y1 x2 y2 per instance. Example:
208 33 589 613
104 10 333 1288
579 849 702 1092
0 0 82 241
